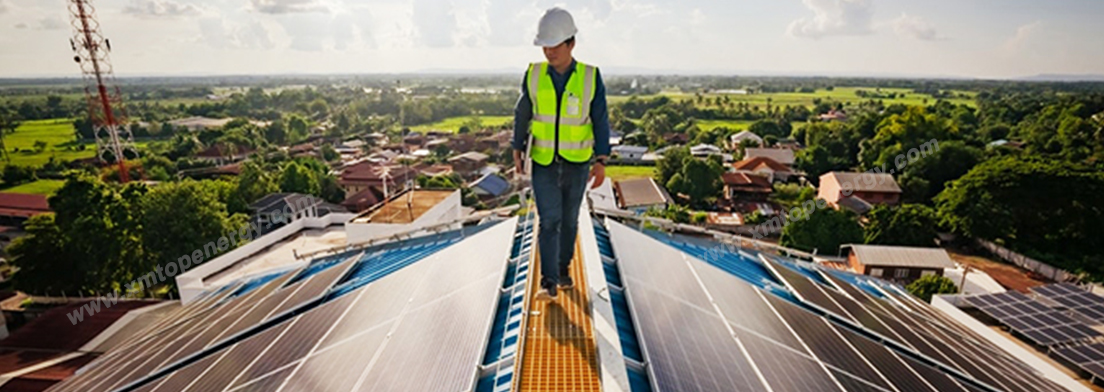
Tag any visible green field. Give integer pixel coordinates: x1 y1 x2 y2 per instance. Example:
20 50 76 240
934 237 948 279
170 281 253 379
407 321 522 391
609 87 976 109
1 119 95 167
605 165 656 181
2 179 65 195
410 115 513 133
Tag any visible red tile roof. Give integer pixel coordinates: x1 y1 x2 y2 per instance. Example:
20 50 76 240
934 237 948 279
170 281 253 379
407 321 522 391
732 156 791 172
0 301 157 352
722 172 773 193
0 194 50 217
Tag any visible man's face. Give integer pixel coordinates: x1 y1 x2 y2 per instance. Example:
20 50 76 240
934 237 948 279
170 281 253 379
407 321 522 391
542 40 575 68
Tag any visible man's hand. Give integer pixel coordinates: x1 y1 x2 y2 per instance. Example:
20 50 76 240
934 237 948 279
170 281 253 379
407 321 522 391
513 150 525 176
589 161 606 189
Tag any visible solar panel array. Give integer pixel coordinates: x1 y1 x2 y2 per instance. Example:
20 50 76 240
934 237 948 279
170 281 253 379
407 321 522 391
46 219 513 392
967 291 1101 346
1033 283 1104 324
1051 342 1104 381
605 220 1067 392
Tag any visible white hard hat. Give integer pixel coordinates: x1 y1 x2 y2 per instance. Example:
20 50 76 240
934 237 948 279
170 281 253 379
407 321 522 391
534 7 577 47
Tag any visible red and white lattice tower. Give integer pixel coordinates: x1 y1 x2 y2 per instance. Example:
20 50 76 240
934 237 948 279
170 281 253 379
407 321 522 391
68 0 138 182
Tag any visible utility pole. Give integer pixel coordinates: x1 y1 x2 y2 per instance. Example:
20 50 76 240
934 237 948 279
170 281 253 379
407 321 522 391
959 265 972 294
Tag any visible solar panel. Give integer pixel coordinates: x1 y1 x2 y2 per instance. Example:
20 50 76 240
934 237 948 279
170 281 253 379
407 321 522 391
765 260 854 322
274 321 394 391
691 261 804 351
967 291 1101 346
734 327 843 391
1031 283 1104 324
764 295 893 391
832 370 893 392
834 324 938 392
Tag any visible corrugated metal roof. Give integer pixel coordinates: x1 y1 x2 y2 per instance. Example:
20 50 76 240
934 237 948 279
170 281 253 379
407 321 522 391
824 172 902 193
847 244 956 269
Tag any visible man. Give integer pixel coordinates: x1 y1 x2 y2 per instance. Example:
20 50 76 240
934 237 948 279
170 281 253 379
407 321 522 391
512 7 610 301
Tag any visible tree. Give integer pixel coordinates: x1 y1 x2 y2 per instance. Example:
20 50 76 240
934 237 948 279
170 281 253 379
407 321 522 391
232 161 279 214
859 106 956 170
748 119 789 139
33 140 47 153
644 204 691 224
663 153 723 209
321 144 340 161
897 140 982 204
863 204 938 247
280 161 321 196
936 156 1104 277
7 214 75 293
780 207 863 254
906 275 958 302
2 165 36 186
140 180 243 278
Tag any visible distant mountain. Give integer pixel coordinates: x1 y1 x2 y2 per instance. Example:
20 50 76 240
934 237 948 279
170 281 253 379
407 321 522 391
1019 74 1104 82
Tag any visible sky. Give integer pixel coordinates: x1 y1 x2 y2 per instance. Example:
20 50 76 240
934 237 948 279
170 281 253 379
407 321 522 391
1 0 1103 79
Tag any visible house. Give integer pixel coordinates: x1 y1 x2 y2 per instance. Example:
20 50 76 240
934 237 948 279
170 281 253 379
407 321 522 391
167 116 232 131
0 193 50 228
842 244 956 284
340 186 386 213
448 151 490 177
690 143 723 157
339 162 418 195
728 131 763 149
663 133 689 145
418 164 454 177
732 156 795 183
743 148 795 167
817 172 902 213
609 130 623 146
819 110 848 122
612 145 648 162
449 134 478 152
722 172 773 202
613 178 673 214
470 173 511 199
249 193 348 236
346 189 462 244
194 144 255 165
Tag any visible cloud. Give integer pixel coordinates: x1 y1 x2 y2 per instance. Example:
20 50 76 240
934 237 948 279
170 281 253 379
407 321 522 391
788 0 874 39
251 0 328 14
0 1 7 15
1004 21 1042 51
15 23 27 29
37 16 67 31
122 0 203 18
891 13 939 41
412 0 457 48
198 17 274 50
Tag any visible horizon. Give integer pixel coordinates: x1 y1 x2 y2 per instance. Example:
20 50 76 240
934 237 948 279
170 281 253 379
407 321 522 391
2 0 1104 79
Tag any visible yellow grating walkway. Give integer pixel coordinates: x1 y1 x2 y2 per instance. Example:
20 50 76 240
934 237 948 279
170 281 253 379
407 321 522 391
516 238 602 392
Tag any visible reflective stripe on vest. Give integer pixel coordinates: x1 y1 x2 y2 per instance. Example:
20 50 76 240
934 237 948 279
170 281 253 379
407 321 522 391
527 61 597 165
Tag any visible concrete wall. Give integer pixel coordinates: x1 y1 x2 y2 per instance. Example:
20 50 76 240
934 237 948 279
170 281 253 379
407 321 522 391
345 190 462 245
931 295 1092 392
176 212 358 304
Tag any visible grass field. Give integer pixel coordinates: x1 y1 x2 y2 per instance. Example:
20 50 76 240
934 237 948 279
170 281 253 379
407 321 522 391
410 115 513 133
605 165 656 181
1 179 65 195
609 87 976 109
1 119 95 167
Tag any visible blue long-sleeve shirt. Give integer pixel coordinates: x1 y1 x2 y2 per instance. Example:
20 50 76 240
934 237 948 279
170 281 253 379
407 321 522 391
512 60 611 160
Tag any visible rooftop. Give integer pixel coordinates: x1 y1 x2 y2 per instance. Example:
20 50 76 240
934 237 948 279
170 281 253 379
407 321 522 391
823 171 903 193
845 244 957 269
744 147 796 165
350 189 455 224
613 177 673 208
733 156 792 172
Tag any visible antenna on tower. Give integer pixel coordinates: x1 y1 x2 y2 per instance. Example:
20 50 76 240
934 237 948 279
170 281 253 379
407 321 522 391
68 0 139 182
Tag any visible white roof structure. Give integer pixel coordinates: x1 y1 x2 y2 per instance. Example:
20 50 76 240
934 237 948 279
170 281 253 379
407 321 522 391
845 244 957 269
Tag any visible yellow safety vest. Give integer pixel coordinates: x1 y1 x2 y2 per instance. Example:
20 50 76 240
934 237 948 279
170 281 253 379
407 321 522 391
527 61 597 165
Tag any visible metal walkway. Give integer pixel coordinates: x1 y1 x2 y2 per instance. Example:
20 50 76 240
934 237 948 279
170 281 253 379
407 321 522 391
516 238 602 392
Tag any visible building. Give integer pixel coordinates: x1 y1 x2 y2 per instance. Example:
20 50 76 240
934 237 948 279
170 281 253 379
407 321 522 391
612 145 648 162
345 189 462 244
0 193 50 228
843 244 956 284
53 206 1082 392
469 173 511 199
167 116 232 131
743 147 795 167
194 144 255 165
728 130 764 149
819 109 848 122
448 151 490 177
722 172 773 202
340 187 386 213
338 161 418 195
613 177 673 213
732 156 795 183
249 193 348 236
818 171 902 212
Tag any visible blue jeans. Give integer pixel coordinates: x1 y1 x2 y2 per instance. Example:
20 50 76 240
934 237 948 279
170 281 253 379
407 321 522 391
531 160 590 288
